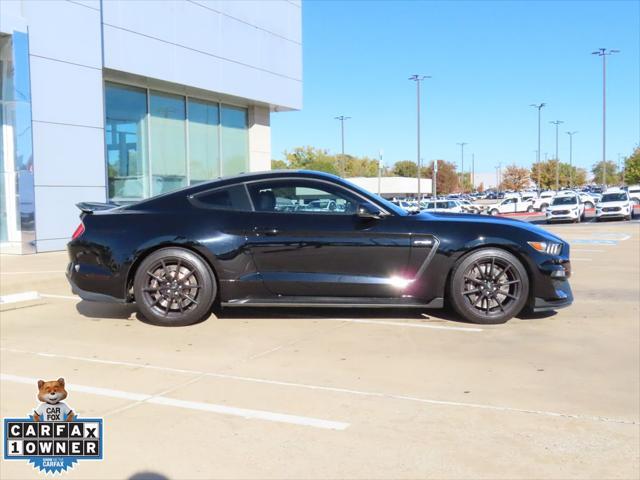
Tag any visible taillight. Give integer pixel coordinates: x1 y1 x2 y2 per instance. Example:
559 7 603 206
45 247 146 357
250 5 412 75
72 222 85 240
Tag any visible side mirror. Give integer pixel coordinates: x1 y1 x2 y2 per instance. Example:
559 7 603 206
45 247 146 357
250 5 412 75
356 202 382 219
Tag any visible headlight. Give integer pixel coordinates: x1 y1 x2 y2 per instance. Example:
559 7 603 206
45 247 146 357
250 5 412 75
528 241 562 255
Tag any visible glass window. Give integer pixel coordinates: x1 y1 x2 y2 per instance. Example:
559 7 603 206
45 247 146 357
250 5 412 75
188 99 219 185
247 180 359 214
190 184 250 211
220 105 248 176
150 91 186 195
105 83 149 201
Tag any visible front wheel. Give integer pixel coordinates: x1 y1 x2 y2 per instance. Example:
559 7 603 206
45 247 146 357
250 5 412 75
448 248 529 324
133 247 217 326
585 201 594 209
526 206 534 213
540 204 548 212
490 209 499 216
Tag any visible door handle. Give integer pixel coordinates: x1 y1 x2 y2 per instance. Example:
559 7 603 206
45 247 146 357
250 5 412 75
253 227 279 236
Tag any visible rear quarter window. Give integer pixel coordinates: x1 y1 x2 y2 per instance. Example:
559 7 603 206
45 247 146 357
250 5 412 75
189 184 252 211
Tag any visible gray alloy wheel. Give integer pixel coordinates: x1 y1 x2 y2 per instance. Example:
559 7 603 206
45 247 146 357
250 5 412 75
133 247 216 326
490 209 499 216
527 206 534 213
540 204 548 212
449 248 529 324
585 201 594 209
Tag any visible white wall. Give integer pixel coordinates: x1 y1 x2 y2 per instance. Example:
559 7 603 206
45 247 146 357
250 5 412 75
21 0 107 252
102 0 302 110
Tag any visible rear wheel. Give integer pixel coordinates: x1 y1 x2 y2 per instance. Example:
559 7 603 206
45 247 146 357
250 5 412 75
540 204 548 212
526 206 534 213
449 248 529 324
490 209 499 216
133 248 216 326
584 201 594 209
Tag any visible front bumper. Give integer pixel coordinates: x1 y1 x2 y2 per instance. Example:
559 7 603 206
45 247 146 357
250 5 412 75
546 210 579 221
596 210 629 219
532 279 574 312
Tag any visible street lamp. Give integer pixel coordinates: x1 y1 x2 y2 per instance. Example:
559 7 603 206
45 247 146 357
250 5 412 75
457 142 468 192
530 103 546 188
592 48 620 185
409 74 431 199
334 115 351 176
550 120 564 190
566 131 578 187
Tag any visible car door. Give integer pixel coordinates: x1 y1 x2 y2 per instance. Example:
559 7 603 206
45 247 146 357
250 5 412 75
243 177 412 298
501 198 516 213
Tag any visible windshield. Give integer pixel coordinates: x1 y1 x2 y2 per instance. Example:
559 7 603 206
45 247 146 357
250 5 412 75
601 193 627 202
340 178 407 215
552 196 578 206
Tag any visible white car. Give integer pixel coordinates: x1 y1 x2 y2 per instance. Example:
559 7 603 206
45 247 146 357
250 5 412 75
546 193 584 223
627 185 640 206
531 191 556 212
423 200 464 213
457 199 482 214
485 196 535 216
596 189 633 221
578 193 597 209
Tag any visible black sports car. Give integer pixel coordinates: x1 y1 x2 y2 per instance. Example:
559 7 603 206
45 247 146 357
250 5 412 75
66 170 573 326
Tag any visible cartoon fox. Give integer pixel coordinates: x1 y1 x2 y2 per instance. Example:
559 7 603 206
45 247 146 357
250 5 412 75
33 378 75 422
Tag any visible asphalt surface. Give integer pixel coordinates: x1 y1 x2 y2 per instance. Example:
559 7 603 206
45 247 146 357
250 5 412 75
1 219 639 479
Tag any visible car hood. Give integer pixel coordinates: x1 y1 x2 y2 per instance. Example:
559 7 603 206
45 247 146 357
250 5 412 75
548 203 578 210
415 212 565 243
598 201 629 207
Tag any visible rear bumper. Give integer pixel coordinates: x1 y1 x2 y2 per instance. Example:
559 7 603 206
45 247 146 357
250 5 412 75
66 261 126 303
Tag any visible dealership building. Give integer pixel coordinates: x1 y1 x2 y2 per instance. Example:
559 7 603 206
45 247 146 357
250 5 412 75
0 0 302 253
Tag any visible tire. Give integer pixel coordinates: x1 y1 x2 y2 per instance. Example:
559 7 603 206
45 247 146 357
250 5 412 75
527 206 534 213
540 204 548 213
585 202 594 209
133 247 216 326
625 215 632 221
490 209 499 216
448 248 529 325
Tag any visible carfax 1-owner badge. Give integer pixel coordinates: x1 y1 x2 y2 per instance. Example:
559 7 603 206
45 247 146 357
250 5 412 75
3 377 103 474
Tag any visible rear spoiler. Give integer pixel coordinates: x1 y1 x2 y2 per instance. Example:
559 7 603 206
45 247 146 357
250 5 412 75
76 202 119 215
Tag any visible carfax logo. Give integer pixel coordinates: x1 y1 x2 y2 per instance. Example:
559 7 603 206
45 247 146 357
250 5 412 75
3 377 103 474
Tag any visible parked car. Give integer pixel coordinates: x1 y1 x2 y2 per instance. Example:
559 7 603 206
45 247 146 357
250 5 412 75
67 170 573 326
422 200 464 213
546 193 585 223
457 200 483 214
577 193 597 209
627 184 640 206
531 191 556 212
485 197 535 216
595 188 633 221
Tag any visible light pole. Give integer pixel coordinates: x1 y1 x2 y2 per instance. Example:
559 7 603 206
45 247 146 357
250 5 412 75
550 120 564 190
433 159 438 199
457 142 468 192
530 103 546 188
378 149 383 196
409 74 431 199
471 153 475 192
592 48 620 185
495 163 502 192
334 115 351 176
566 131 578 187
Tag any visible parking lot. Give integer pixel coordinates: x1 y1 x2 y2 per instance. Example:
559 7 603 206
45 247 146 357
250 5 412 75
1 219 639 479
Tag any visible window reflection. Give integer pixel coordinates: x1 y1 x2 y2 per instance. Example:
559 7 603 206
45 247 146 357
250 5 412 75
105 84 148 201
105 82 249 202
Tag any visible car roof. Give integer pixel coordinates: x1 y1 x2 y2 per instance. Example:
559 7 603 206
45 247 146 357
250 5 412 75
604 187 625 193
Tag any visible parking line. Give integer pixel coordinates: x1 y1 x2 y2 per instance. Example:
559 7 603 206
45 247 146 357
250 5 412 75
0 291 40 305
0 373 350 431
571 258 592 261
31 293 482 332
1 348 634 426
0 270 65 275
571 249 603 253
39 293 79 300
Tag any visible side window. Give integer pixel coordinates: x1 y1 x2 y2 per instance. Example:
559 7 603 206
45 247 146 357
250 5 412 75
190 184 251 211
247 179 360 215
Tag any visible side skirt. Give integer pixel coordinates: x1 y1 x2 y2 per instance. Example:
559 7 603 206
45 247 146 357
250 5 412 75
222 297 444 309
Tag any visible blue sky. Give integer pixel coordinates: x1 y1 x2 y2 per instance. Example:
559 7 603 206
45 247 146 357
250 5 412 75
271 0 640 175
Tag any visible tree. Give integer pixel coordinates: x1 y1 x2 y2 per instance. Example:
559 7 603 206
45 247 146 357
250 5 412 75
392 160 418 177
501 164 530 191
271 159 287 169
342 155 380 177
624 146 640 184
531 159 588 189
477 182 485 193
591 160 620 185
422 160 459 195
